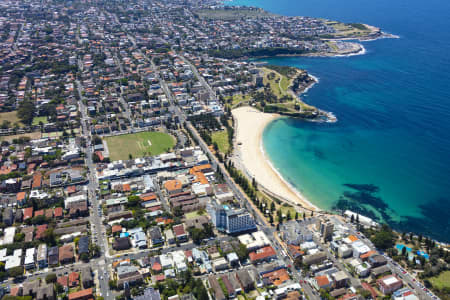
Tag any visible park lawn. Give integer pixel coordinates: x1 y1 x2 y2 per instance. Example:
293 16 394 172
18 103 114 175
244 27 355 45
185 210 206 220
429 271 450 290
211 130 230 154
0 111 23 126
230 94 251 106
104 131 175 161
32 116 47 126
0 131 41 142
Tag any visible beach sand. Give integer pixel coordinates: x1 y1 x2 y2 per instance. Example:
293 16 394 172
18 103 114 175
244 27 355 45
232 106 319 211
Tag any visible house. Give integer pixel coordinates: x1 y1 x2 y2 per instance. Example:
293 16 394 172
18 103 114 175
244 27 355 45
48 246 59 266
332 271 350 288
249 246 277 264
68 272 80 288
37 244 47 268
113 237 131 251
173 224 188 242
59 244 74 264
68 288 93 300
165 228 175 244
54 207 63 219
129 227 148 249
134 287 161 300
78 236 89 256
312 275 332 291
81 267 93 288
208 275 226 300
164 179 183 194
36 284 55 300
236 270 254 292
117 265 143 288
2 208 14 226
150 226 164 246
377 275 403 294
23 207 33 220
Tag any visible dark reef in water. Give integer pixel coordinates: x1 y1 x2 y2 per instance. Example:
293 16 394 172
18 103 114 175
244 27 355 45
333 184 450 242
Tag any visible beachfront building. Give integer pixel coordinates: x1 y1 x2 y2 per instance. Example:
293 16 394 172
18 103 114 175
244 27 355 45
209 204 256 234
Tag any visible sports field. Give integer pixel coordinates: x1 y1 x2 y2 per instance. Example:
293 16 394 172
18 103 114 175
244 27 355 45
104 131 175 161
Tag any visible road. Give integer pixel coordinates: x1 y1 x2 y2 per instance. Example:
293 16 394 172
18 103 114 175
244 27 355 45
76 77 114 300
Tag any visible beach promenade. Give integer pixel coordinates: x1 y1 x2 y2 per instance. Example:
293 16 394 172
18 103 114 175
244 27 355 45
232 106 318 211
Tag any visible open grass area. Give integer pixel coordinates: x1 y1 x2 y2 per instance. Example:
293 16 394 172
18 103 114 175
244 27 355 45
429 271 450 290
263 68 289 98
0 132 42 142
32 116 47 126
211 130 230 154
185 210 206 220
104 131 175 161
226 94 252 108
0 111 23 126
325 21 372 38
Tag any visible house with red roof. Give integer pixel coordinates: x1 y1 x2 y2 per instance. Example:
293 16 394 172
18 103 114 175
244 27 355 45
36 224 48 240
68 288 93 300
23 207 33 220
57 276 69 288
31 172 42 189
54 207 63 219
68 272 79 288
172 224 188 242
249 246 277 264
45 209 53 218
312 275 332 291
16 192 27 206
34 209 45 217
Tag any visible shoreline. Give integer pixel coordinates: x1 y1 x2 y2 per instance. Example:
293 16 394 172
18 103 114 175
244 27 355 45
232 106 319 211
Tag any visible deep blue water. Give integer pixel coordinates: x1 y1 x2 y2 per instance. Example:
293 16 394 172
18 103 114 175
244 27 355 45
228 0 450 241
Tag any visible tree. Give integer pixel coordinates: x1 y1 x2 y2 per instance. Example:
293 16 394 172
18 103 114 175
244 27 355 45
270 202 275 212
45 273 57 283
236 243 248 262
80 252 90 262
173 206 183 217
109 279 118 290
287 210 292 221
126 195 141 208
371 225 395 250
8 266 24 278
17 100 35 126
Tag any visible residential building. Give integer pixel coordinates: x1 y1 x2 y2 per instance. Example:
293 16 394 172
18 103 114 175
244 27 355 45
377 275 403 294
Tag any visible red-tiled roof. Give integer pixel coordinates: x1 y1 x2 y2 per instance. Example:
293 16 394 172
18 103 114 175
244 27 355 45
16 191 26 201
249 246 276 262
32 172 42 189
23 207 33 219
112 225 122 233
54 207 63 217
315 275 330 288
34 209 44 217
172 224 186 236
58 276 69 287
68 288 93 300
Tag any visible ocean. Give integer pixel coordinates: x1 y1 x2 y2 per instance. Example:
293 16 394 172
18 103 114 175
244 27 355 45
228 0 450 242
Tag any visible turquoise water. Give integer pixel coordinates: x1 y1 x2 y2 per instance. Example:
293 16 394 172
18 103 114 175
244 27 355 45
229 0 450 241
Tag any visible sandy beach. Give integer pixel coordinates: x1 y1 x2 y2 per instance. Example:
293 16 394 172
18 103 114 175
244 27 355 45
232 106 319 211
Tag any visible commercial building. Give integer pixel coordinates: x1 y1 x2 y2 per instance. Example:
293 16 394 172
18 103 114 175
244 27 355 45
210 204 256 234
377 275 403 294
